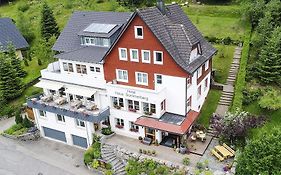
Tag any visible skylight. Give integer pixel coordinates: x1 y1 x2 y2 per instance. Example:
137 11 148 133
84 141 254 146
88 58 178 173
83 23 117 34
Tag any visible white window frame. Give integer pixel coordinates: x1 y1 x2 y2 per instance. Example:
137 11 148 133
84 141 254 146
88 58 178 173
76 119 85 128
197 67 202 78
118 48 128 61
155 74 162 84
141 50 151 63
186 96 191 112
130 49 139 62
205 61 209 71
56 114 65 123
197 85 202 99
154 51 163 65
135 72 148 86
187 77 191 88
134 26 143 39
39 110 46 118
116 69 128 83
204 77 208 91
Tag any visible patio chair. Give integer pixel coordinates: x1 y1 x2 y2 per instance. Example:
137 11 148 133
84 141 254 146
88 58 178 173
142 137 152 145
211 149 224 162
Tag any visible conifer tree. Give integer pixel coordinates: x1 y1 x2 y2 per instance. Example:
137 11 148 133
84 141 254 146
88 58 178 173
7 44 27 78
40 2 59 41
256 27 281 85
0 52 23 100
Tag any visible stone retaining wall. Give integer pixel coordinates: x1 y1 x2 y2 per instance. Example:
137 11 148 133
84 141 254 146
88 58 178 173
2 130 40 141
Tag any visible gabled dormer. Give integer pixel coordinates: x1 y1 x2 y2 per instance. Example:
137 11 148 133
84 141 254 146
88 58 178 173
78 23 122 48
190 42 202 63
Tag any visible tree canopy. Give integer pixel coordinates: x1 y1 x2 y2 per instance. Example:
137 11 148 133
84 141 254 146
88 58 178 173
41 2 59 41
236 128 281 175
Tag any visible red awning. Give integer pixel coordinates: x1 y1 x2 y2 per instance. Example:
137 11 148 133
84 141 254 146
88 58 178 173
135 110 199 135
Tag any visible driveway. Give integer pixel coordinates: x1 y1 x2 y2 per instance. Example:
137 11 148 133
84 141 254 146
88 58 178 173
0 118 100 175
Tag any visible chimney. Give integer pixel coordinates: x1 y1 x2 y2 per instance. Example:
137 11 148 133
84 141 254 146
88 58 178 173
157 0 166 15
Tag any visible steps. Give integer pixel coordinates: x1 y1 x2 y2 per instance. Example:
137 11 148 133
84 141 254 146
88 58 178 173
101 143 126 175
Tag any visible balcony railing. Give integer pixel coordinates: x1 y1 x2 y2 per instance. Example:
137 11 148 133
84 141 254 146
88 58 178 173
27 94 109 123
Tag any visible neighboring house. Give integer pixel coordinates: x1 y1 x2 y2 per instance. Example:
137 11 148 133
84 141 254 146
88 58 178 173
0 18 29 59
27 1 216 149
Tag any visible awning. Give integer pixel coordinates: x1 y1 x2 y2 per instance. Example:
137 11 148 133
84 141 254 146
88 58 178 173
35 81 63 91
65 86 96 98
135 110 199 135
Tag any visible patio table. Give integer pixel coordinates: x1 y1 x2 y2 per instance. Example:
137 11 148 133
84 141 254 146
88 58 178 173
215 145 232 158
54 97 66 105
70 100 82 108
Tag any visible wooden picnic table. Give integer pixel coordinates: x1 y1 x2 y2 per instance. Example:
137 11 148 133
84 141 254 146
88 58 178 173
215 145 233 158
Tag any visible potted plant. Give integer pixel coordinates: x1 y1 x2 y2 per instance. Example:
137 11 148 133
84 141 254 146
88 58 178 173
139 148 143 154
155 139 159 146
114 105 121 109
147 150 151 156
129 108 137 112
143 150 147 154
115 124 124 129
152 150 156 156
138 136 143 142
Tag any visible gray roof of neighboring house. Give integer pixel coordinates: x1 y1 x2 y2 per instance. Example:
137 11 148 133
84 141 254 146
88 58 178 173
136 4 217 74
52 11 132 63
0 18 29 51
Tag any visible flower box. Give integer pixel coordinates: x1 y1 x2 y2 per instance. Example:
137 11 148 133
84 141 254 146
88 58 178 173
144 111 153 116
128 108 137 112
114 105 121 109
115 124 124 129
130 128 139 132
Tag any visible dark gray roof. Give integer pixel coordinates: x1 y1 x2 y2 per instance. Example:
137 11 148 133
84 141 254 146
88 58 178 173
52 11 132 63
159 112 186 125
0 18 29 51
136 4 217 74
55 46 108 63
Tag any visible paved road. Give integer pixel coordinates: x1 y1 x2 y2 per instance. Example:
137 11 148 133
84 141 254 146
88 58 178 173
0 118 99 175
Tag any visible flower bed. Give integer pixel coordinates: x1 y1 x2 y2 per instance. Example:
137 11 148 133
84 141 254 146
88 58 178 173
4 123 28 136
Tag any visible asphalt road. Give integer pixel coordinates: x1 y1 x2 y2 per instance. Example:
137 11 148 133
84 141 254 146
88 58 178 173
0 118 99 175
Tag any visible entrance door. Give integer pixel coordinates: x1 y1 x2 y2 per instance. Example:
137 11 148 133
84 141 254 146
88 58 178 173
145 127 155 141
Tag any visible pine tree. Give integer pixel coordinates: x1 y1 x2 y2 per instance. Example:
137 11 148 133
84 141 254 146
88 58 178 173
7 44 27 78
41 2 59 41
0 52 23 100
256 27 281 85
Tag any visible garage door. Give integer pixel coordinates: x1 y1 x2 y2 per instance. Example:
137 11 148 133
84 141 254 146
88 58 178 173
43 127 66 142
72 135 88 148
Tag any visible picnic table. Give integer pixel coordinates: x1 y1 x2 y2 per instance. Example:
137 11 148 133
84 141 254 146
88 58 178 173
215 145 233 158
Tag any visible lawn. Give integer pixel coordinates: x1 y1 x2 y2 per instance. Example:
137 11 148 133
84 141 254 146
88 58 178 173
22 58 49 84
212 44 235 84
197 90 221 128
10 86 42 107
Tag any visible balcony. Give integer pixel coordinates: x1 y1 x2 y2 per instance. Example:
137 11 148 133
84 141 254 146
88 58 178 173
41 62 106 89
27 94 110 123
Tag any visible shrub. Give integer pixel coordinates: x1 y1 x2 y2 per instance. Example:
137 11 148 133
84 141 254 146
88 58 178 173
104 170 114 175
242 88 262 105
84 151 92 165
17 2 29 12
101 127 113 135
22 116 33 128
24 59 29 66
259 88 281 110
15 110 23 124
37 58 42 66
92 159 99 169
182 157 190 166
196 162 204 169
105 163 112 170
4 123 24 135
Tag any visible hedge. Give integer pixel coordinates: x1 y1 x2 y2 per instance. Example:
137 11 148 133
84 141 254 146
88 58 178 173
230 24 252 111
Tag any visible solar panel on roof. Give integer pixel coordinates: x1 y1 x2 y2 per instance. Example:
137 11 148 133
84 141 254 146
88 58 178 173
83 23 117 33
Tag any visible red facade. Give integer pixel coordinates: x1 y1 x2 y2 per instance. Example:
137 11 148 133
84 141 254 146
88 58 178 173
104 15 190 90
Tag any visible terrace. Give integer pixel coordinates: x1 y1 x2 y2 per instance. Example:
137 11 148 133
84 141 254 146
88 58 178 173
27 94 110 122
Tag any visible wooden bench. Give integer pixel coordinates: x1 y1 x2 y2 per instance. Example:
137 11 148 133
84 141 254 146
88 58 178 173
223 143 235 156
211 149 224 161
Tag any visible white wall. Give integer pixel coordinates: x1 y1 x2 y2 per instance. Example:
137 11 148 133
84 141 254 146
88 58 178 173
34 109 94 148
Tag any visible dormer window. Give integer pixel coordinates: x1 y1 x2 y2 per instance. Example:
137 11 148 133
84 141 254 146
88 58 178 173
134 26 143 39
190 43 202 62
83 36 110 47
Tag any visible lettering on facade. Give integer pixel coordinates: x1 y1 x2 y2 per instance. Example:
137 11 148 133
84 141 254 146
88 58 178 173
114 90 149 101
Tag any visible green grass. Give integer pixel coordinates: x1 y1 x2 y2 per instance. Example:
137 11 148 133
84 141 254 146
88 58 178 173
22 58 49 84
10 86 42 107
197 90 221 128
213 44 235 84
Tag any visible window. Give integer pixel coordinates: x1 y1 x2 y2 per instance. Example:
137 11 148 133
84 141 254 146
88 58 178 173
187 77 191 87
115 118 124 128
204 77 209 90
84 37 110 47
39 110 46 117
128 100 140 111
76 95 84 101
90 66 101 73
130 49 139 62
155 74 162 84
134 26 143 39
87 95 95 102
136 72 148 86
161 100 166 111
63 62 74 72
198 85 202 98
56 114 65 123
141 50 150 63
49 89 56 95
186 96 191 112
143 102 156 114
76 64 87 74
76 119 85 127
119 48 127 61
205 61 209 71
112 97 124 108
197 67 202 78
130 122 139 132
154 51 163 65
116 69 128 82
